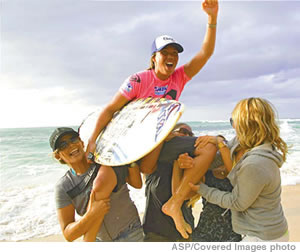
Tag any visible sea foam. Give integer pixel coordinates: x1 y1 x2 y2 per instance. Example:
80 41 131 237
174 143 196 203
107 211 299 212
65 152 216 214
0 120 299 241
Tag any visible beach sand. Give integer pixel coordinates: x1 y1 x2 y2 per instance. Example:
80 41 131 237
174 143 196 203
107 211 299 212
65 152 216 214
19 184 300 242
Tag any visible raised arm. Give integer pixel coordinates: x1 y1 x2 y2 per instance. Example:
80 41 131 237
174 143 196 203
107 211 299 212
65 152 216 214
184 0 219 79
86 92 130 158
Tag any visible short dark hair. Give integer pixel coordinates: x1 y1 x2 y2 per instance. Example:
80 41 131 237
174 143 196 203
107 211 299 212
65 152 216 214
173 123 190 131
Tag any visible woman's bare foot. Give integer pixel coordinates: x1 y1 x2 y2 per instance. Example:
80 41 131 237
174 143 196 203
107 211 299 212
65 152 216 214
183 220 192 235
162 199 192 239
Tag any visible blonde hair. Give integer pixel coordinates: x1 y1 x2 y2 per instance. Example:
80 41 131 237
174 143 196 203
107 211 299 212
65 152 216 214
231 97 288 161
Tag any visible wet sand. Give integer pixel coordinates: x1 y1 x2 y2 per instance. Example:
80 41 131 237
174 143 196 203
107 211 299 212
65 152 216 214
15 184 300 242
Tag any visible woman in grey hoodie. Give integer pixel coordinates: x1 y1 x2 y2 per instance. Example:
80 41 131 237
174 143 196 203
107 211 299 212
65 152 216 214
189 97 289 242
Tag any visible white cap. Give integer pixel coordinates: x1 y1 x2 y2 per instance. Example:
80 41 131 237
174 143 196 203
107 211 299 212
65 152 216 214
151 35 184 55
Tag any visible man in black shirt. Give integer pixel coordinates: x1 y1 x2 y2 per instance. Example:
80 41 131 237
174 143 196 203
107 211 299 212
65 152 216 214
143 124 196 241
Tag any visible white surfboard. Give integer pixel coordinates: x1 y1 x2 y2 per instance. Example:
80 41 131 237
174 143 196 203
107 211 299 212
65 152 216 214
79 97 184 166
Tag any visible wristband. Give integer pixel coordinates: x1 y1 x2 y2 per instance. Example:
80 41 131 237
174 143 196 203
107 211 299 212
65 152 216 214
207 23 217 28
218 140 228 150
87 152 94 161
130 162 138 168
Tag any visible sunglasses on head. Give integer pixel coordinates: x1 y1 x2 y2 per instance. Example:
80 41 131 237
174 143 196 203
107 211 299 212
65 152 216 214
56 136 80 151
230 118 234 127
173 127 194 136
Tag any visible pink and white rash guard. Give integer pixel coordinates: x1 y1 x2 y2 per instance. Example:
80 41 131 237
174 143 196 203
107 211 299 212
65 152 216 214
119 65 191 101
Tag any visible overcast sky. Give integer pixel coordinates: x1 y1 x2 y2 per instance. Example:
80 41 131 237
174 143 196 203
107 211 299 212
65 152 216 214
1 0 300 128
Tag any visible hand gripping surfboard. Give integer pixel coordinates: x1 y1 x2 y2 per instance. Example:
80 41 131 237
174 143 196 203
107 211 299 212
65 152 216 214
79 97 184 166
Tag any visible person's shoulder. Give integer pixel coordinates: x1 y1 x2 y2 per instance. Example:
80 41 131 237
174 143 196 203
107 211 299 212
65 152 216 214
244 146 279 164
240 153 276 182
55 170 72 192
175 65 185 72
56 171 69 186
129 69 152 82
172 65 192 85
174 65 188 76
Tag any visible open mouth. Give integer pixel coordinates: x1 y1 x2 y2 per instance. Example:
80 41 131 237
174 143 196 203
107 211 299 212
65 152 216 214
166 62 174 68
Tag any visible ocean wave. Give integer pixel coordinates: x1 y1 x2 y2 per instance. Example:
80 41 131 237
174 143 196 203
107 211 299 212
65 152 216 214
0 184 61 241
1 122 300 241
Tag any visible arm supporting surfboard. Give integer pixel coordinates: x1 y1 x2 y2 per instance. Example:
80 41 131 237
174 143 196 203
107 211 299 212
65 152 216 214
87 92 130 158
139 142 164 174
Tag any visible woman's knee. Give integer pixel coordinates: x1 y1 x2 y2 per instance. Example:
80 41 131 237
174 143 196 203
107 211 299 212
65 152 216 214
195 143 217 157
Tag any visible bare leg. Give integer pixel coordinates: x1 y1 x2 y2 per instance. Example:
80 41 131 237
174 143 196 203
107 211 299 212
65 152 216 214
84 165 117 241
162 143 217 238
173 161 196 201
172 161 192 239
172 161 183 195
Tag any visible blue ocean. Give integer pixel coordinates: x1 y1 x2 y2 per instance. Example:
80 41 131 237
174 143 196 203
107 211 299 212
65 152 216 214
1 119 300 241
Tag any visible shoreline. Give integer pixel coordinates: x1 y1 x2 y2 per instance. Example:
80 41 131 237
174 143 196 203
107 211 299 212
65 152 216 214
2 184 300 242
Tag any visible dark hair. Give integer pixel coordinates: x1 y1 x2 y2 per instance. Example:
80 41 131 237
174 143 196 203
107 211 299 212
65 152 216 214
147 53 156 70
173 123 191 131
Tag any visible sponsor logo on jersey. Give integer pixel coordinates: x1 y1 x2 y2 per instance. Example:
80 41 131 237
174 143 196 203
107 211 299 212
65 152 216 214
130 74 141 83
154 85 168 96
124 82 133 93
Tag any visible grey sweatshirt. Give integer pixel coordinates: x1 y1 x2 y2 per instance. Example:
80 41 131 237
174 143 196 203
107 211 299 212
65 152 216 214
199 137 288 240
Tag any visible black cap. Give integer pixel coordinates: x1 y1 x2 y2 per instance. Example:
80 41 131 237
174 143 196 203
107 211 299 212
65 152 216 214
49 127 79 151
